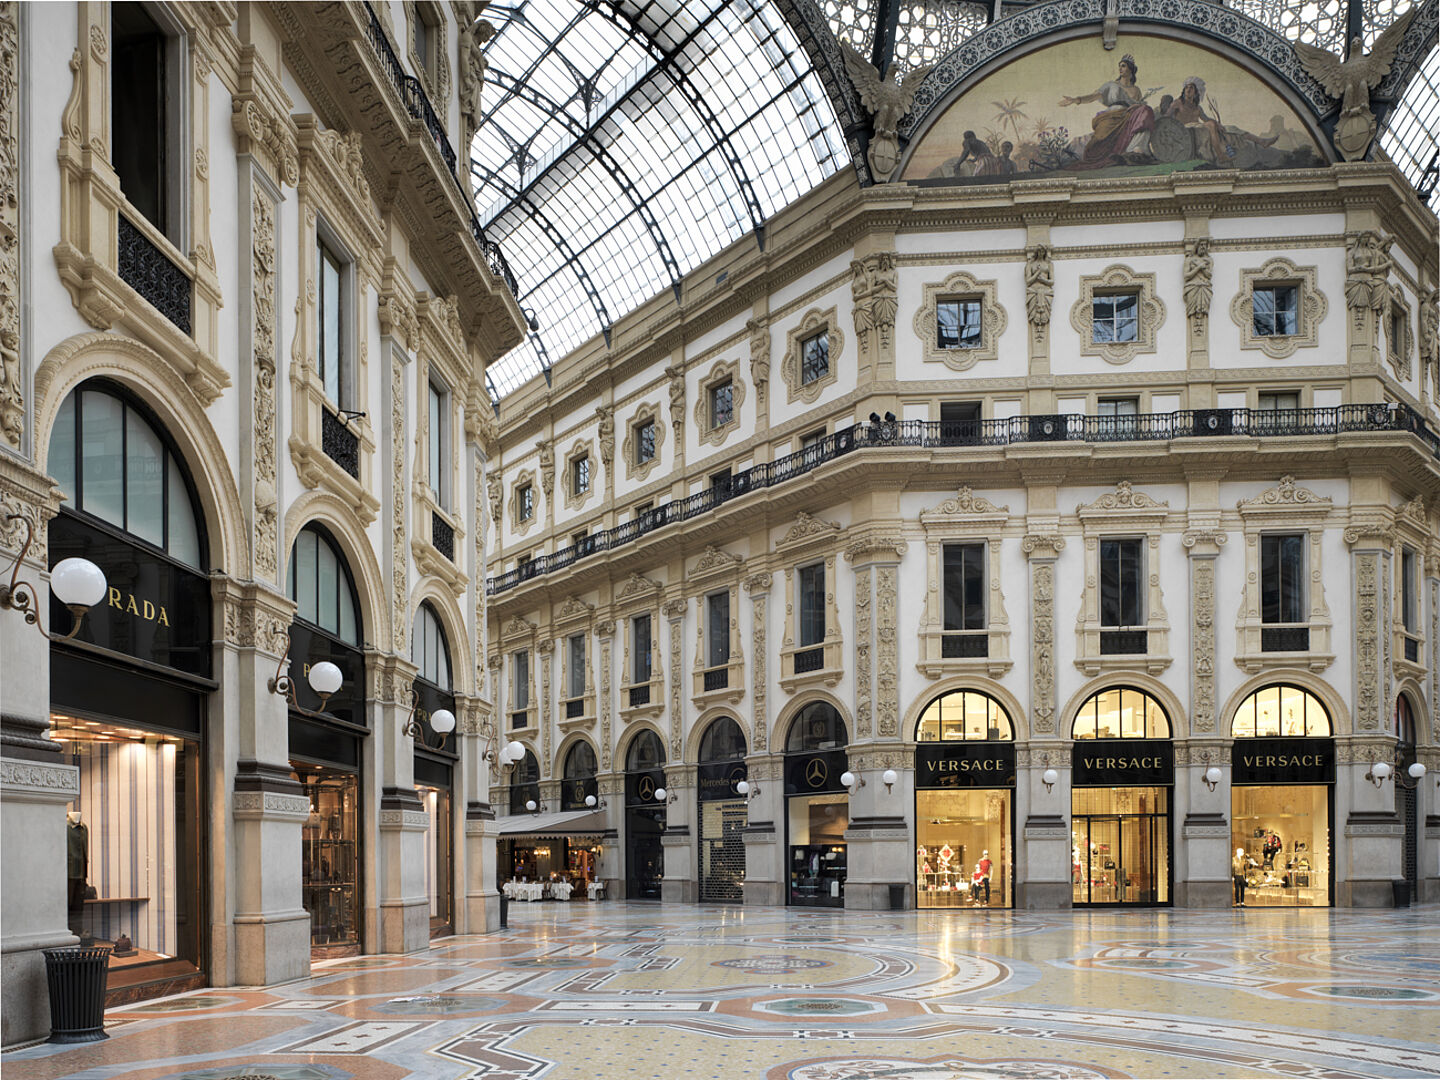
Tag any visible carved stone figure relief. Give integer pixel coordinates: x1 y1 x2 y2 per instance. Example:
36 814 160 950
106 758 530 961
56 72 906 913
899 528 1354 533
1295 10 1415 162
1182 237 1212 335
876 565 898 737
0 2 21 449
747 318 770 405
392 357 408 653
537 439 554 495
840 42 932 182
252 189 279 580
854 566 872 739
1354 551 1380 730
1025 243 1053 335
595 406 614 468
1344 229 1393 315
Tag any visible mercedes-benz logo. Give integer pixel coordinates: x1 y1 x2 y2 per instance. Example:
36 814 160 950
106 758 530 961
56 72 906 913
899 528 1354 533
637 775 656 801
729 766 746 794
805 758 828 788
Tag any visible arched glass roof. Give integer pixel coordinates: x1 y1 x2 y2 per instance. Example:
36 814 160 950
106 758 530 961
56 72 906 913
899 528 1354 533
472 0 850 400
473 0 1437 401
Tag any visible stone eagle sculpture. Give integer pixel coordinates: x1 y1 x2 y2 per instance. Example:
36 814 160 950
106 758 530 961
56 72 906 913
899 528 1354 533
841 42 933 183
1294 9 1415 162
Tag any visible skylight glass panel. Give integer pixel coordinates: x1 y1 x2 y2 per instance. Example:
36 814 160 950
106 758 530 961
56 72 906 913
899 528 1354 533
1379 44 1439 205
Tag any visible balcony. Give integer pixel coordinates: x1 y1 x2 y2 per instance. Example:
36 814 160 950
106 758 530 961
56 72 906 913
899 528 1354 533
703 668 729 692
941 633 989 658
486 404 1440 596
629 684 651 707
118 214 192 335
1405 637 1420 663
321 409 361 480
1261 626 1310 652
431 512 456 562
1100 630 1148 655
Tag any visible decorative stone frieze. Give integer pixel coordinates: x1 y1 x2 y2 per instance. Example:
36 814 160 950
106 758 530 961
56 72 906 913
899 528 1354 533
252 188 279 581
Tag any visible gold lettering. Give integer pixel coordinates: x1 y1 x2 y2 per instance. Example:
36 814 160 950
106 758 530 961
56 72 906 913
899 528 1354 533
108 587 122 609
157 605 169 626
142 600 155 621
125 595 139 616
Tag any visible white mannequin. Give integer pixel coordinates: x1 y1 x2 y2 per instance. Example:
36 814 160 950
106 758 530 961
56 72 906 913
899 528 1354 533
67 810 82 825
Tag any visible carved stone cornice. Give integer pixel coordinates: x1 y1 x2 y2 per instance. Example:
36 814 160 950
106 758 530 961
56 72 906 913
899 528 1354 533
1343 520 1396 548
777 511 842 552
843 536 908 563
231 45 299 186
1182 528 1229 556
688 544 744 582
1021 533 1066 558
1076 480 1169 518
662 598 688 619
743 572 773 594
1237 475 1331 512
616 571 664 601
920 486 1009 521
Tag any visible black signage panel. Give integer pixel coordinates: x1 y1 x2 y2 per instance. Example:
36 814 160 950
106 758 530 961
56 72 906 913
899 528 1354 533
697 760 748 802
287 622 366 728
49 512 211 677
784 749 848 795
413 753 452 788
289 716 360 769
1232 738 1334 785
915 742 1016 789
1072 740 1174 787
562 774 599 811
625 769 666 807
411 678 458 758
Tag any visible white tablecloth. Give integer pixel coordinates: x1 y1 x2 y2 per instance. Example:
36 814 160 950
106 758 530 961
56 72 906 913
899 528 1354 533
504 882 544 901
551 882 574 900
587 882 606 901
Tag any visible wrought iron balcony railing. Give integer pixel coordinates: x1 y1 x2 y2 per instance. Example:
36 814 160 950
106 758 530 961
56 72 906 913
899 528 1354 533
431 512 455 561
360 2 519 298
486 403 1440 596
321 409 361 479
118 214 192 335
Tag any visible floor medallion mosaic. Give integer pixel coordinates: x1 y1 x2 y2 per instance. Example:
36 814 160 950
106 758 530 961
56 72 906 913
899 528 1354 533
4 903 1438 1079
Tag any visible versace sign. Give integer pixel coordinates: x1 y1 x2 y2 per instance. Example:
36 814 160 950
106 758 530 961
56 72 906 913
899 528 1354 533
1071 740 1174 787
1232 738 1334 785
915 742 1015 789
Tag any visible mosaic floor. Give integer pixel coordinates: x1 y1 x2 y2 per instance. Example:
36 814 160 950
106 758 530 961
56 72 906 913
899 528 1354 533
6 902 1440 1080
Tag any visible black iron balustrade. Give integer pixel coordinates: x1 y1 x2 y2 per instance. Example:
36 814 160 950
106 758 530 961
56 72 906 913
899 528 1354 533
118 215 192 335
629 685 651 707
1405 637 1420 663
510 710 528 729
793 647 825 674
432 512 455 561
486 404 1440 596
941 633 989 658
321 409 361 479
565 698 584 719
1100 630 1148 655
703 668 728 692
1261 626 1310 652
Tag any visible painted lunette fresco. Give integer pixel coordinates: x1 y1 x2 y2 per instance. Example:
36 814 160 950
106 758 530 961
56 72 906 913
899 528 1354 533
902 35 1327 184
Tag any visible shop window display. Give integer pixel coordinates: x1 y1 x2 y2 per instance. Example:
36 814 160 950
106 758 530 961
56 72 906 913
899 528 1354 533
1230 785 1329 906
418 783 452 933
293 764 361 948
785 703 850 907
916 789 1011 907
53 714 203 989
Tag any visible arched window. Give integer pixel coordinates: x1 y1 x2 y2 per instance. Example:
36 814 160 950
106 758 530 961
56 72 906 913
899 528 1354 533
1397 695 1416 747
1072 686 1170 740
412 602 451 689
626 729 665 772
288 524 361 645
1230 684 1330 737
564 740 597 780
48 383 204 568
509 747 540 813
698 717 746 762
917 689 1013 742
786 702 848 752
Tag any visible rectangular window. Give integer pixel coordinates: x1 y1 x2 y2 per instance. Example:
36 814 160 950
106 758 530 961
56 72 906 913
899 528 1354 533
943 543 986 631
413 10 432 74
939 400 982 444
1092 292 1138 343
112 3 178 238
568 633 586 699
632 614 652 683
317 239 345 406
937 299 983 349
428 382 446 508
636 420 656 464
706 591 730 669
1097 397 1139 436
512 651 530 709
798 563 826 647
571 529 588 549
1099 538 1144 627
710 380 734 429
1261 533 1306 624
710 467 732 495
1258 391 1300 412
1253 285 1299 336
634 501 653 520
1402 547 1418 633
800 332 830 384
572 455 590 496
517 484 534 522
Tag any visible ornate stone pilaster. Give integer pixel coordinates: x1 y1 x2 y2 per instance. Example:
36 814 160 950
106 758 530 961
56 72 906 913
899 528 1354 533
1022 533 1065 736
1 1 22 452
537 640 553 774
664 598 686 762
854 567 873 739
1345 525 1391 733
1182 528 1226 735
390 353 407 653
744 573 771 752
251 187 279 581
876 564 899 737
597 619 614 770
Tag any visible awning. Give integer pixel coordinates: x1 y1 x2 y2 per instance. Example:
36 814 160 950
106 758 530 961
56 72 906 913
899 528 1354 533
496 809 609 840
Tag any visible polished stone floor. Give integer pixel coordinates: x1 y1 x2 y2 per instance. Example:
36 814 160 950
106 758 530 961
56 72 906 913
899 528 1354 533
6 902 1440 1080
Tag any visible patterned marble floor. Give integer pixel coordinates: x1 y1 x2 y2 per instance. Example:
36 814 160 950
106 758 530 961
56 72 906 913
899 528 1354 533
6 903 1440 1080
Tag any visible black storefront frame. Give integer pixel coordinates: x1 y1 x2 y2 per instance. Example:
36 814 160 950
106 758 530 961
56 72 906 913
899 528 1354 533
1230 736 1336 908
1070 740 1175 907
624 767 666 899
696 758 748 903
784 749 849 908
914 742 1016 910
413 677 458 937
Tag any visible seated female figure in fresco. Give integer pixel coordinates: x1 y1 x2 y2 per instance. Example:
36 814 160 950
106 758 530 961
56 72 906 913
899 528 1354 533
1155 76 1279 164
1059 54 1156 168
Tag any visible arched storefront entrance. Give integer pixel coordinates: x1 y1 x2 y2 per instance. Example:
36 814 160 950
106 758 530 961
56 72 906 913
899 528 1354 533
784 702 849 907
696 718 747 903
914 689 1015 908
1230 684 1334 907
624 730 666 898
411 602 456 937
46 380 212 996
1397 696 1420 898
1071 687 1173 906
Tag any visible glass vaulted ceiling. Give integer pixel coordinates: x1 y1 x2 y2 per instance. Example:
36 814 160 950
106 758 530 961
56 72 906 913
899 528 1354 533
473 0 1437 401
472 0 849 400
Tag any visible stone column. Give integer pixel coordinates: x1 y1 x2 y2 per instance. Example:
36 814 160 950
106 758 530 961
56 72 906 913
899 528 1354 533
843 744 910 910
373 656 429 954
661 764 696 903
741 571 781 904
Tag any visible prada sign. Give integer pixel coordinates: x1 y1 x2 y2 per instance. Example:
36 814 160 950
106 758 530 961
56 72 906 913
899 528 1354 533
783 749 849 795
286 622 366 729
1232 738 1334 785
915 742 1015 789
698 761 748 801
1072 740 1174 787
49 511 211 677
412 679 458 758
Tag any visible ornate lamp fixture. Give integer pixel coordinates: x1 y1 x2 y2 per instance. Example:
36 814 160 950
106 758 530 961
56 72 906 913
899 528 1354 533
1366 758 1428 789
1041 768 1059 793
734 780 760 801
401 689 455 751
1 515 107 641
839 770 866 792
583 793 609 810
1203 766 1224 792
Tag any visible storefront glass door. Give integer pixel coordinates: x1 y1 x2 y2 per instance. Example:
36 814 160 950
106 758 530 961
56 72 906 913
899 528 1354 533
1072 787 1169 905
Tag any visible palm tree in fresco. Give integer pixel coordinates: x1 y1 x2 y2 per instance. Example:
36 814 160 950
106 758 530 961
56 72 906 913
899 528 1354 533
992 97 1029 142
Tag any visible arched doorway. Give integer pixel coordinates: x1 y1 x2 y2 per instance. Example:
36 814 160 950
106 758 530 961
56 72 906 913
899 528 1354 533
1397 696 1419 898
1229 683 1333 908
501 749 549 881
1071 686 1173 906
286 522 367 955
412 602 456 937
46 380 211 995
914 689 1015 909
696 717 747 903
623 730 666 899
784 702 849 907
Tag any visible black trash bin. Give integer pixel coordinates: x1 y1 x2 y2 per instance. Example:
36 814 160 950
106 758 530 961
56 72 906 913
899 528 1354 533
888 884 907 911
1393 879 1411 908
499 888 509 929
44 946 111 1043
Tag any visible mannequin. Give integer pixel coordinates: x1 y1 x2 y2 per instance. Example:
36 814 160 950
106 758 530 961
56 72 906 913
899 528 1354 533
977 849 993 903
67 811 89 933
1232 847 1247 906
